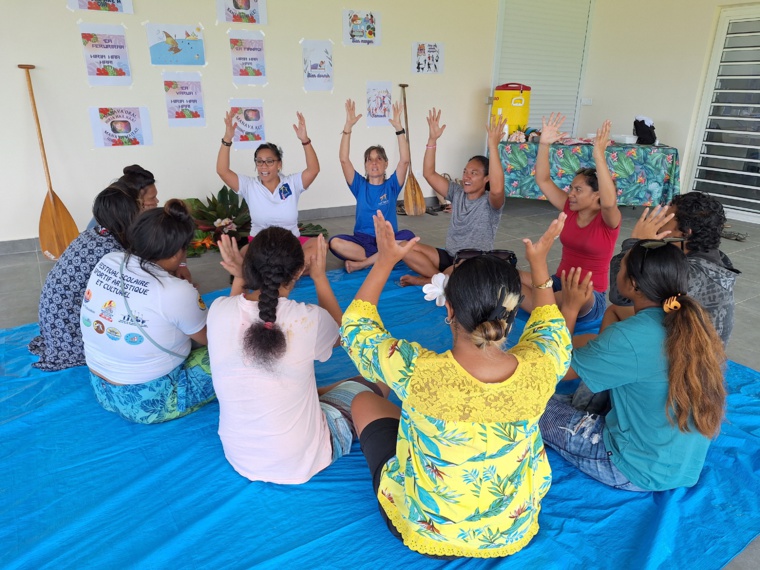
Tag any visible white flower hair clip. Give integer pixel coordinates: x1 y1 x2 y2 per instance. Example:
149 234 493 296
422 273 449 307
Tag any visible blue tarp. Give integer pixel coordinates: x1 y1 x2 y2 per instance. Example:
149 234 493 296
2 267 758 569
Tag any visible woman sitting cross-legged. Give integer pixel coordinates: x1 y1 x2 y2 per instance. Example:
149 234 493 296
207 229 386 484
399 108 507 287
342 211 572 558
539 240 727 492
81 200 214 424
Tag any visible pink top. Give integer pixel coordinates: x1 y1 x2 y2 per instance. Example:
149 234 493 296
555 200 620 292
207 295 339 484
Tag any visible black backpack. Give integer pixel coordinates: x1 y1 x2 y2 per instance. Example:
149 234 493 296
634 116 657 145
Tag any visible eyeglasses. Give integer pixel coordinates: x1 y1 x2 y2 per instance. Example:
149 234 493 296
638 238 686 273
255 158 279 166
454 249 517 266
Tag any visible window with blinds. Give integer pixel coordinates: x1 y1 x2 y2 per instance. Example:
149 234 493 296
694 18 760 216
493 0 592 135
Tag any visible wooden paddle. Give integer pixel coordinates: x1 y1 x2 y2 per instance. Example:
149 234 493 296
399 84 426 216
19 64 79 260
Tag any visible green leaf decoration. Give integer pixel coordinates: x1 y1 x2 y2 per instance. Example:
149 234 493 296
510 149 529 170
615 155 636 178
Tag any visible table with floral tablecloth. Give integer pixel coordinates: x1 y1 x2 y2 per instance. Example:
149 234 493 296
498 142 681 206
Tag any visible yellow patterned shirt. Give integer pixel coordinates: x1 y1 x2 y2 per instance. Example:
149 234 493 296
340 300 571 558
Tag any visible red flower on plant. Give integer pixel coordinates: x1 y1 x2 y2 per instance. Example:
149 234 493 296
506 164 514 173
626 149 637 158
610 152 618 162
636 174 646 184
557 149 564 159
571 146 582 154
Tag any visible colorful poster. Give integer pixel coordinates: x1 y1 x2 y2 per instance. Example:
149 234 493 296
79 24 131 86
145 24 206 66
229 30 266 85
412 42 443 74
302 40 333 92
216 0 267 24
229 99 265 150
366 82 391 127
163 72 205 128
88 107 153 147
343 10 380 46
67 0 134 13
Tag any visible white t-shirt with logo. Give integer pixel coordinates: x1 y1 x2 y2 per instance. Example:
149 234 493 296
237 172 306 237
80 252 207 384
207 295 339 484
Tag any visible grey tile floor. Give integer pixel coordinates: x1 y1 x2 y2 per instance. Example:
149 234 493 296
1 198 758 567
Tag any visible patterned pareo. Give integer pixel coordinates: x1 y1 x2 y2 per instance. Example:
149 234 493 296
28 228 124 371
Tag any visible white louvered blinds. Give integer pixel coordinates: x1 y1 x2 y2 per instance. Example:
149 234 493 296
694 18 760 216
494 0 592 135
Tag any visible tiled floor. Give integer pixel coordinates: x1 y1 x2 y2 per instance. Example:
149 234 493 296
1 198 758 567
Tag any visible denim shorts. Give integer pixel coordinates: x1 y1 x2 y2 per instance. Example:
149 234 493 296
539 395 648 492
551 274 607 322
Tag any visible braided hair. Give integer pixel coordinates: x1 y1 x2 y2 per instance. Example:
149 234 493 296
242 226 304 367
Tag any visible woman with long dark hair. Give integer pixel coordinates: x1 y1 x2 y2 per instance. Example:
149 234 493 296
540 240 727 491
81 200 213 424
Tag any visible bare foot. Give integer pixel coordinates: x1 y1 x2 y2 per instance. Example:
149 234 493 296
345 259 372 273
399 274 431 287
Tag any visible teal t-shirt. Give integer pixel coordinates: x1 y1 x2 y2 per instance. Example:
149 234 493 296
572 308 712 491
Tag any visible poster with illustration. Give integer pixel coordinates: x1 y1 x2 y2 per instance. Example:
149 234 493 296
67 0 134 13
79 23 131 86
366 82 391 127
229 99 265 150
163 72 205 128
302 40 333 92
412 42 443 74
145 24 206 66
229 30 266 85
216 0 267 24
343 10 380 46
88 107 153 147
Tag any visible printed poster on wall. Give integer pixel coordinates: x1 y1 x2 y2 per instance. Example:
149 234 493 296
216 0 267 24
79 23 131 86
302 40 333 92
229 30 266 85
163 72 205 128
145 24 206 66
412 42 443 74
88 107 153 147
67 0 134 13
229 98 265 150
366 81 391 127
343 10 380 46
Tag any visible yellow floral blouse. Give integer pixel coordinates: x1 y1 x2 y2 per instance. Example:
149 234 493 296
340 300 571 558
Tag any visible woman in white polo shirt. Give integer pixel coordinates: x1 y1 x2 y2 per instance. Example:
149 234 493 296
81 199 214 424
216 110 320 268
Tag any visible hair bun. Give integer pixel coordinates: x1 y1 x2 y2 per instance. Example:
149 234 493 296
163 198 191 220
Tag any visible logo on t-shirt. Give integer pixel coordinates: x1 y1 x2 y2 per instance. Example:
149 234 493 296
197 293 207 311
378 192 388 206
279 183 292 200
124 332 144 345
82 316 92 327
93 320 105 334
106 327 121 341
84 289 92 303
119 312 147 327
99 300 116 322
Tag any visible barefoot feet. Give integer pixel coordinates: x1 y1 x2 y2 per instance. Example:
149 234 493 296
399 274 431 287
345 258 373 273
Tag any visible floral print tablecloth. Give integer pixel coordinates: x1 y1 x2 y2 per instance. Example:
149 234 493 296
499 142 680 206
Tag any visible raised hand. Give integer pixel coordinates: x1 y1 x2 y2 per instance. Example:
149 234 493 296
373 210 419 266
630 205 675 240
292 111 309 143
487 113 508 147
594 119 611 155
223 110 237 141
218 234 245 279
426 108 447 142
523 212 567 266
344 99 363 133
539 113 567 145
308 234 328 280
389 102 404 132
561 267 594 314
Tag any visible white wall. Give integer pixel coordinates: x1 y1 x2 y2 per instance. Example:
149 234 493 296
1 0 498 243
577 0 759 181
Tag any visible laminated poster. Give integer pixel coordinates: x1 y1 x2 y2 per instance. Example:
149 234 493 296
229 30 266 86
229 99 265 150
366 82 391 127
412 42 443 74
89 107 153 147
67 0 134 13
302 40 333 92
216 0 267 24
145 24 206 66
163 72 205 128
343 10 380 46
79 23 131 86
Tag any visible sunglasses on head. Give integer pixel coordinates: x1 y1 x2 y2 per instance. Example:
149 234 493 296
454 249 517 266
638 237 687 273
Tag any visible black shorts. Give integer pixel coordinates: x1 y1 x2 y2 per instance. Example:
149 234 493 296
359 417 402 539
436 248 455 272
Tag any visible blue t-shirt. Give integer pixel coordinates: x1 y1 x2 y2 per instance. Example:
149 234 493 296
349 172 401 235
572 308 712 491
